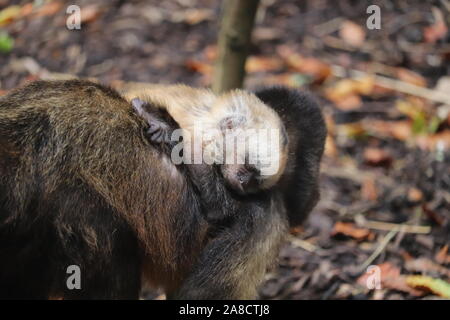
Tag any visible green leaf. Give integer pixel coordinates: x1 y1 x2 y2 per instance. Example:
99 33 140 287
0 33 14 53
406 275 450 298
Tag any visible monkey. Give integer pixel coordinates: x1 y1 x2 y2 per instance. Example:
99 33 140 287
0 79 288 299
126 84 326 227
142 86 327 296
123 84 289 195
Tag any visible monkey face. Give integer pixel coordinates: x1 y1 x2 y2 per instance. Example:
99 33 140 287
212 92 289 195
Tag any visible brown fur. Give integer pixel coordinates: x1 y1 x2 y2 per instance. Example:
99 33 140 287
0 80 208 298
0 80 288 299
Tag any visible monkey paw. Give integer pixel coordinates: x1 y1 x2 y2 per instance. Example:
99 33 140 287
146 120 171 144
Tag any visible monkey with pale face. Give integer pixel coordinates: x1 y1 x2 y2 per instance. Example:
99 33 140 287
124 85 289 196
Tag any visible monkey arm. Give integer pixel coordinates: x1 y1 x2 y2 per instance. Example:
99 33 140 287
171 194 287 299
184 163 240 223
254 87 326 227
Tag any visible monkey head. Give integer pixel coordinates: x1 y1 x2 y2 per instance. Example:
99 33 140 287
207 90 289 195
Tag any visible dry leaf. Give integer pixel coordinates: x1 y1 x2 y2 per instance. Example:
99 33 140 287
35 1 63 17
253 27 282 41
396 68 427 87
406 276 450 298
184 59 212 75
331 222 374 241
365 120 412 141
422 204 446 226
355 76 375 95
339 123 367 139
415 130 450 151
407 187 423 203
436 245 450 265
203 45 217 62
357 262 424 296
246 56 283 73
20 3 34 17
324 135 338 158
361 177 378 201
405 258 450 278
325 76 374 109
363 147 392 167
339 20 366 47
0 5 22 26
80 5 101 24
183 9 213 25
277 46 331 84
335 94 362 110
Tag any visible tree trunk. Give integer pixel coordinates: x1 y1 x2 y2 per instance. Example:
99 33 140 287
212 0 260 94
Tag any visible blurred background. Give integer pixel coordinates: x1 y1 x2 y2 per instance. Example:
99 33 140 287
0 0 449 299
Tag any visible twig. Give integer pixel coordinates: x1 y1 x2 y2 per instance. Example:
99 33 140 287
359 229 398 272
331 65 450 105
288 235 325 256
313 17 344 37
355 214 431 234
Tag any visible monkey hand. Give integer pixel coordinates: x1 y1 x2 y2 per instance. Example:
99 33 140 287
131 97 172 145
146 119 171 144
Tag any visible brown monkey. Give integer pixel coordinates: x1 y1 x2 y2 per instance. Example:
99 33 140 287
123 84 288 195
0 80 287 299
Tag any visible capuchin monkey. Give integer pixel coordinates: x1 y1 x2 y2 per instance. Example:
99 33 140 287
0 80 287 299
123 84 288 195
0 80 324 299
125 84 326 226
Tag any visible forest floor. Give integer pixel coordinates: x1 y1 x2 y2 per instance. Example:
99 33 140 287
0 0 449 299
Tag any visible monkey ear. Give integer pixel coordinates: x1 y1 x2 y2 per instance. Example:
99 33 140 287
131 97 145 116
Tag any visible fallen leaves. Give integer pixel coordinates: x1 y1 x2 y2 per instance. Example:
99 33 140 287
405 258 450 278
406 276 450 298
35 1 62 18
0 1 63 27
324 76 375 110
364 120 413 141
363 147 392 167
184 59 212 76
277 46 332 84
407 187 423 203
0 6 21 26
79 5 102 25
332 222 375 241
361 177 378 201
172 8 214 25
396 68 427 87
357 262 424 297
436 246 450 265
339 20 366 47
246 56 283 73
355 257 450 299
